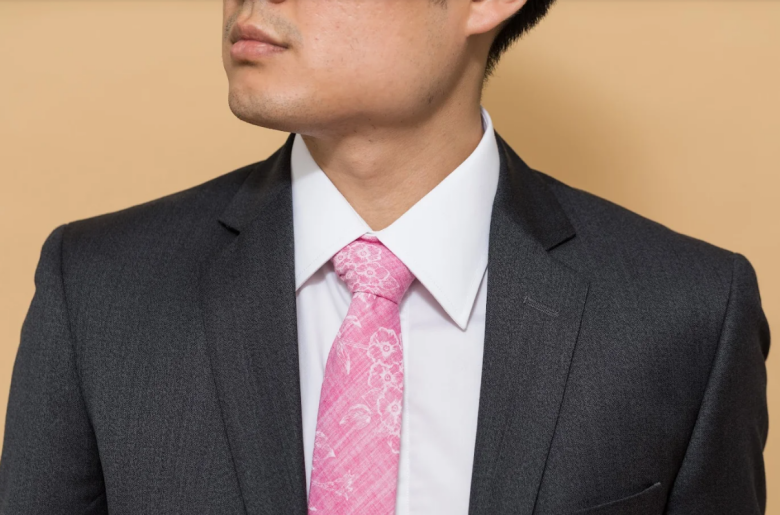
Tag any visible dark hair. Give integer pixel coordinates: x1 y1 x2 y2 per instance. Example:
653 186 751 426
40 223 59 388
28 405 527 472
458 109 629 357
485 0 558 80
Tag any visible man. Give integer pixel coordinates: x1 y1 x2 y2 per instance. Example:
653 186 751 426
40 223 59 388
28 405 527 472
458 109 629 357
0 0 770 513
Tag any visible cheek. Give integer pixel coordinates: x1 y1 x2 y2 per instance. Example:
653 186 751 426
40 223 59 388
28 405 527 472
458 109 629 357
302 21 432 96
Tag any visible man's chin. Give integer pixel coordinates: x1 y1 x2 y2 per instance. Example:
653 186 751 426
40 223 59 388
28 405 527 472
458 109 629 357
227 90 285 130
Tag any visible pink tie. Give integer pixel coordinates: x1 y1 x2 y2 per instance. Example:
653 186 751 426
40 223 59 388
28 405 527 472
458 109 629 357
308 235 415 514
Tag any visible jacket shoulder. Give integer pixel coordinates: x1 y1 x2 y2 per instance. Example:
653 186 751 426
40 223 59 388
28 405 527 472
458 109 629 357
63 162 257 245
534 169 745 334
538 170 738 268
48 162 264 308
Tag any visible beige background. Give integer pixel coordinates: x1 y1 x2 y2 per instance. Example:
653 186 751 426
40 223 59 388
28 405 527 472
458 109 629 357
1 0 778 509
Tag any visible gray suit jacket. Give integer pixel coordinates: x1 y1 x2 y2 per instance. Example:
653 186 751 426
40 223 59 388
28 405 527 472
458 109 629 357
0 132 770 514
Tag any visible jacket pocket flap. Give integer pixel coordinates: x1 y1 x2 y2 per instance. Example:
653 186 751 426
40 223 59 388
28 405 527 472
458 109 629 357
571 481 663 515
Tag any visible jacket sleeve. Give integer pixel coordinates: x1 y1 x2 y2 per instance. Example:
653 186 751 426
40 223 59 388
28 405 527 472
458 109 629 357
0 225 107 514
666 252 770 514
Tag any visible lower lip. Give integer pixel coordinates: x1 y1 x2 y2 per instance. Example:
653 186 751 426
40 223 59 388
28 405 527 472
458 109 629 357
231 40 286 61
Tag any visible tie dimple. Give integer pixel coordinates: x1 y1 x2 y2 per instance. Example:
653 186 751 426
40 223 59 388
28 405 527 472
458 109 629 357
308 235 415 514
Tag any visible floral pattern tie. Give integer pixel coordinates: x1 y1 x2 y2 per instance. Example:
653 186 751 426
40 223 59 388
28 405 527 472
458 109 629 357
307 234 415 514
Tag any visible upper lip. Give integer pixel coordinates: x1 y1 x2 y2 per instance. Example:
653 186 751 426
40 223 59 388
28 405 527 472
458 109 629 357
230 23 287 48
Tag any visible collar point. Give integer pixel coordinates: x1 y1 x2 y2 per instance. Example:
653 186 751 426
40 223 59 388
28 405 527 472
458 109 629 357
450 311 471 332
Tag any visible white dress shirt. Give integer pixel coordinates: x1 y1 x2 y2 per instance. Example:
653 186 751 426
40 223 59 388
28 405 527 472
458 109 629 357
292 106 500 514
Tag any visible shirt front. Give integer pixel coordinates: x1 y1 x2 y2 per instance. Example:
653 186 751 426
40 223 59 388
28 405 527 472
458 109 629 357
292 106 500 514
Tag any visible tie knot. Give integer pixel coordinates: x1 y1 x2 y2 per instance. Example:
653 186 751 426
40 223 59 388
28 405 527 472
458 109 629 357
331 235 415 304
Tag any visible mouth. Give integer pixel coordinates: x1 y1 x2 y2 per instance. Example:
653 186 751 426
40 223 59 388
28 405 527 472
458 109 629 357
229 22 288 61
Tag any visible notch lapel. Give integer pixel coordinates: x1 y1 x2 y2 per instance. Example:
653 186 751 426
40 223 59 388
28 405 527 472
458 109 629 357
468 134 591 514
197 129 589 515
198 134 308 514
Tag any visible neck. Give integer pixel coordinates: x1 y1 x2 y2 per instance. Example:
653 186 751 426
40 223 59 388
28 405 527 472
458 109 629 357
301 101 485 231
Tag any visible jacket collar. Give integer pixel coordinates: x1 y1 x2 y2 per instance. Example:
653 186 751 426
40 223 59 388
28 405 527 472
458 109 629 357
217 131 576 251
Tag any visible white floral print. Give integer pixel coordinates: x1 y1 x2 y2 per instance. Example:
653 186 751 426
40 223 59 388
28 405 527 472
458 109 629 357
348 241 382 263
342 261 400 297
312 430 336 465
367 327 402 364
367 361 403 391
308 236 416 514
339 404 372 430
334 315 363 375
376 390 402 437
310 471 357 499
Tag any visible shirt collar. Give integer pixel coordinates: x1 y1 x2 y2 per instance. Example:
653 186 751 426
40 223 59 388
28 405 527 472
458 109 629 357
291 106 500 330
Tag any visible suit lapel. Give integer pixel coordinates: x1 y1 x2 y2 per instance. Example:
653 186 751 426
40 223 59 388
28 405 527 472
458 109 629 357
199 134 308 515
468 134 590 514
198 129 589 515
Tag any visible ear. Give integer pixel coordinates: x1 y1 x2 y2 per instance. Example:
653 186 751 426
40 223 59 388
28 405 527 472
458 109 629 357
465 0 528 37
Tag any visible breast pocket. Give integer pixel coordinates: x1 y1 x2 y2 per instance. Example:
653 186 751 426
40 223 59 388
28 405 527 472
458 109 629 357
570 481 664 515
